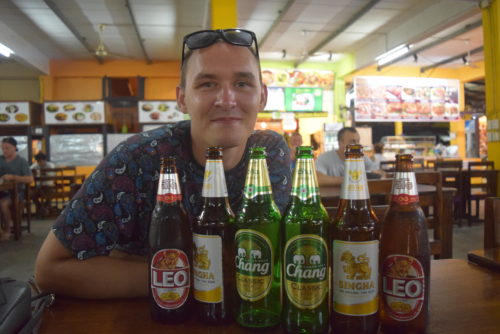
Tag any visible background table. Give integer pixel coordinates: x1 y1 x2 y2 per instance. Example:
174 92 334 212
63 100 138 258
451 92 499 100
39 259 500 333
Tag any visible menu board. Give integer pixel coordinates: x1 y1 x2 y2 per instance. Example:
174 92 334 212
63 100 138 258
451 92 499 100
285 87 323 112
44 101 105 125
354 76 460 122
262 69 334 89
0 102 30 125
138 101 184 123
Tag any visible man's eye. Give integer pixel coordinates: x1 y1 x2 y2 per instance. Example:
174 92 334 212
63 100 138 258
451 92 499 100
199 82 215 88
236 81 251 88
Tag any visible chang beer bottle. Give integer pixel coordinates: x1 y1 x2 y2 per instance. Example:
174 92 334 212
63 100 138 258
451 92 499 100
282 146 330 334
331 144 380 334
235 147 281 328
193 147 236 324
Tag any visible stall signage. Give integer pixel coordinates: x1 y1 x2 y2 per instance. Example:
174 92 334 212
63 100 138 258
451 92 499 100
262 69 334 89
138 101 184 123
44 101 105 125
0 102 30 125
285 87 323 112
354 76 460 122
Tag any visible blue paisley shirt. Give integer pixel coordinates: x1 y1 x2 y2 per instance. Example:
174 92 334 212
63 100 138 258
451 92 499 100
53 121 292 260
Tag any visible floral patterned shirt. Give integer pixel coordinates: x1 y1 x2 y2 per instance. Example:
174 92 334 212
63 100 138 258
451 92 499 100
53 121 292 260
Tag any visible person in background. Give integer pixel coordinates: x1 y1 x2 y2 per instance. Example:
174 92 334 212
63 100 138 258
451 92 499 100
30 152 57 217
35 28 291 299
315 127 382 186
30 152 56 171
370 142 385 170
0 137 34 241
287 131 303 169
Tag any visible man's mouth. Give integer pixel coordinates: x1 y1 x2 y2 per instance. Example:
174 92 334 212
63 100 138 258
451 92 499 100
211 117 242 124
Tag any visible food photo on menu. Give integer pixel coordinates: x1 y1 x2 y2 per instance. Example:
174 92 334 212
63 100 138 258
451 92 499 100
0 102 30 124
44 101 104 124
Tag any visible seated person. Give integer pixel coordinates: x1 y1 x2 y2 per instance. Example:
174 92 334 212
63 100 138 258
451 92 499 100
370 142 385 170
0 137 34 241
34 28 291 299
315 127 382 186
30 152 57 217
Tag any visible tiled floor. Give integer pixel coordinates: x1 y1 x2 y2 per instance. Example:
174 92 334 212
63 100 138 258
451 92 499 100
0 217 485 282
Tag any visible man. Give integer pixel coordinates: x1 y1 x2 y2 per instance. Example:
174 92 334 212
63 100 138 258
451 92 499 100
316 127 380 186
35 29 291 298
30 152 57 217
0 137 34 241
30 152 56 171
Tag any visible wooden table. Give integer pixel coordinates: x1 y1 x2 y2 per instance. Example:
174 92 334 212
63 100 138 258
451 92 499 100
38 259 500 333
468 248 500 271
0 182 20 240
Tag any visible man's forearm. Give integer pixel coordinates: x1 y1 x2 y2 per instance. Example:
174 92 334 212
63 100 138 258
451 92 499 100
316 171 343 186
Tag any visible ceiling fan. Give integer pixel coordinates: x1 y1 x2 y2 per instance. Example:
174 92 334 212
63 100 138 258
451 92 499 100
95 24 108 57
462 39 478 68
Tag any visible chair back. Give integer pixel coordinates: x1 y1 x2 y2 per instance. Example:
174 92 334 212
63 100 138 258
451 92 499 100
380 160 395 172
434 159 462 170
468 161 495 170
484 197 500 249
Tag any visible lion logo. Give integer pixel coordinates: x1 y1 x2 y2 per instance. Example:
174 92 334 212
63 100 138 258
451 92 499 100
387 258 413 278
156 251 179 270
348 170 361 182
193 244 211 270
340 251 371 280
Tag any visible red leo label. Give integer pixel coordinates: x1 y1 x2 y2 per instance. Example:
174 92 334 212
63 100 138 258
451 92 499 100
382 255 425 321
150 249 190 309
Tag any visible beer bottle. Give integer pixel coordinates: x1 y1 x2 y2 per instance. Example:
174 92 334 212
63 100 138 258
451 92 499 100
148 157 192 323
331 144 379 334
380 154 430 334
282 146 330 334
193 147 236 324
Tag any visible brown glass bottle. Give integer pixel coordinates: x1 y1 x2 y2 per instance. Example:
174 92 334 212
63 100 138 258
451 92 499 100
193 147 236 324
148 157 192 323
331 144 379 334
380 154 430 334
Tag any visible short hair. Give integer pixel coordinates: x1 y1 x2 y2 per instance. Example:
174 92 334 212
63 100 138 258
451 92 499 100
374 142 384 154
179 42 262 89
35 152 47 161
337 127 358 142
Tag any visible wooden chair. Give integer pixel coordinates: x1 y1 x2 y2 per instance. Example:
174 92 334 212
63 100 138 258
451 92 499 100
433 160 464 224
434 160 463 170
484 197 500 249
380 160 395 172
467 161 496 224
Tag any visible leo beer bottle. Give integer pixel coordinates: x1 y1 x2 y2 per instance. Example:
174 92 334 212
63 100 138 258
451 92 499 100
148 157 192 323
235 147 282 328
193 147 236 324
331 144 379 334
282 146 330 334
380 154 430 334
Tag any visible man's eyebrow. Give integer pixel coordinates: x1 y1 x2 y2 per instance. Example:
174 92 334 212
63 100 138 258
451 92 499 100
234 72 257 80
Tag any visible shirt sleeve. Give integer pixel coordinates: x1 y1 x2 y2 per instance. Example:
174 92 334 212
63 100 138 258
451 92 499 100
315 152 329 175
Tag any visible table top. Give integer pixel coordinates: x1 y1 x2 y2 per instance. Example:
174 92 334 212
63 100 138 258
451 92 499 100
319 183 451 199
468 248 500 272
39 259 500 334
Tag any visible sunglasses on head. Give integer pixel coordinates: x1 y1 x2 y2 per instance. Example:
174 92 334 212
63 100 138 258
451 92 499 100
181 29 259 65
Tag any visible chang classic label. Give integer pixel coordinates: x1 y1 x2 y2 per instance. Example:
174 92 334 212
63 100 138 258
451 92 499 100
193 233 223 303
235 229 273 301
284 234 328 309
333 240 379 315
150 249 190 309
382 255 425 321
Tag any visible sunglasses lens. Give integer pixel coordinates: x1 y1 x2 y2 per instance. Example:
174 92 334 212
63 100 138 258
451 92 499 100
185 31 218 49
223 30 253 46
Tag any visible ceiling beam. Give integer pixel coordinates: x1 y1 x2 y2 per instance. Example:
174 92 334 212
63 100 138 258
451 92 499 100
43 0 103 64
377 20 482 70
259 0 296 47
294 0 382 67
125 0 152 64
420 46 483 73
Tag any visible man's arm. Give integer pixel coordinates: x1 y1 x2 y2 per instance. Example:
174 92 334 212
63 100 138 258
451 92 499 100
316 171 343 186
35 231 148 299
1 174 33 184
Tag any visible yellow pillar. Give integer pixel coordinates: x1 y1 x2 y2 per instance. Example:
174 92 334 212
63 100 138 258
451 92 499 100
394 122 403 136
482 0 500 195
211 0 237 29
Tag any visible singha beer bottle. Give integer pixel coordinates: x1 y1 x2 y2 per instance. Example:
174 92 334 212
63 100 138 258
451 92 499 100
282 146 330 334
235 147 282 328
148 157 192 323
193 147 236 324
332 144 379 334
380 154 430 334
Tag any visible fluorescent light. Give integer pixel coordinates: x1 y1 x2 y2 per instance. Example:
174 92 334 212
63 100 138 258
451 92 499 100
0 42 14 57
375 44 410 66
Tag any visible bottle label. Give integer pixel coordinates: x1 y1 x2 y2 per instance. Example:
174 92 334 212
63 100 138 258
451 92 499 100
341 158 369 200
202 159 228 198
382 255 425 321
244 158 272 199
150 249 190 309
193 233 223 303
391 172 419 205
157 172 182 203
291 158 320 201
235 229 273 301
284 234 328 309
332 240 379 315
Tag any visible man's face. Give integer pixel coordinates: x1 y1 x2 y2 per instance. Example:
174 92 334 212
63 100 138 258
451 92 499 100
177 42 267 150
338 131 360 155
1 142 16 159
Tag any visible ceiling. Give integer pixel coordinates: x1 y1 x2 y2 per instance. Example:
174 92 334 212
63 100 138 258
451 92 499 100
0 0 484 75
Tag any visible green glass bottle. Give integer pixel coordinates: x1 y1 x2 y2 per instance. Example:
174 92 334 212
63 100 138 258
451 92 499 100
282 146 330 334
235 147 282 328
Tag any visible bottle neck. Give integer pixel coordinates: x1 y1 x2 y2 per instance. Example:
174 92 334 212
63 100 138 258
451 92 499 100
202 158 229 198
290 156 321 202
390 170 420 205
242 157 273 202
156 171 182 204
340 156 369 200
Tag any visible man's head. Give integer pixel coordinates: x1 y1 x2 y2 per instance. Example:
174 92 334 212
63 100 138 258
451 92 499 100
176 29 267 153
35 152 48 167
1 137 17 159
337 127 360 158
289 132 303 147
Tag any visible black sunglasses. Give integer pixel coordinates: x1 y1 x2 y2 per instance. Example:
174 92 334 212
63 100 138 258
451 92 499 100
181 29 259 65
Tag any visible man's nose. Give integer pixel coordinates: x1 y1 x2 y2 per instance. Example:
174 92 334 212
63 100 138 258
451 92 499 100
214 85 236 109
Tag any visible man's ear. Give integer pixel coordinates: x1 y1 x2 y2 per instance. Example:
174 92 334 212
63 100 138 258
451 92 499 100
260 84 268 111
176 86 188 114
